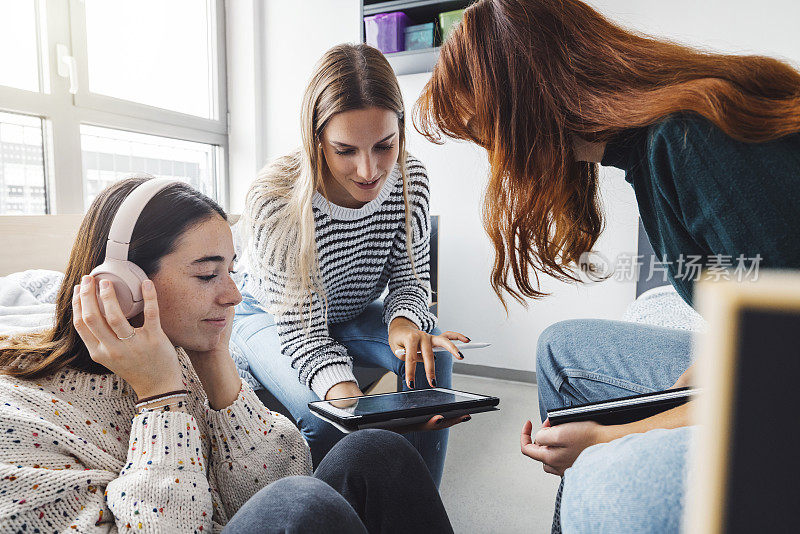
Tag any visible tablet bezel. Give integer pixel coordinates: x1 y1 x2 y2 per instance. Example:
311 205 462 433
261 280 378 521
308 387 499 428
547 386 698 425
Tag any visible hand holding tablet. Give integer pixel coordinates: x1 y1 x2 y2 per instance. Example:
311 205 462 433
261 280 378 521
309 387 500 433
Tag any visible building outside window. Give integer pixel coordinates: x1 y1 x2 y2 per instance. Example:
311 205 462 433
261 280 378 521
0 0 228 215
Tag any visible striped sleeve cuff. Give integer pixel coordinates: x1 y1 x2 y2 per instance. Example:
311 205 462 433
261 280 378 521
309 363 358 400
384 297 438 333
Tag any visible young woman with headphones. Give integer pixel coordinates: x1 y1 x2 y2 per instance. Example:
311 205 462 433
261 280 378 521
0 175 453 532
231 43 470 483
415 0 800 530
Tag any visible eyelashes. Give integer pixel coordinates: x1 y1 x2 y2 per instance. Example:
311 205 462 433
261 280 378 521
197 270 237 282
334 144 395 156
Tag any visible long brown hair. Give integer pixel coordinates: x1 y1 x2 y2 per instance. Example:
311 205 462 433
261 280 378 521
0 176 226 380
415 0 800 307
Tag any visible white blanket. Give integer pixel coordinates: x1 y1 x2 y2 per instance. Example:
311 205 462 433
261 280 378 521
623 284 707 332
0 270 62 335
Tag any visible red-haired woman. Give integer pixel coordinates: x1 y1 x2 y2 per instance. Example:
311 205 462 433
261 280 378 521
415 0 800 531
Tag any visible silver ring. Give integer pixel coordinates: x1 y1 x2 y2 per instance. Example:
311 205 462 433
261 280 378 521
117 330 136 341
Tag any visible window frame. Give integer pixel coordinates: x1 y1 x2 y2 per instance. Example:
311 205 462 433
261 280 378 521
0 0 229 215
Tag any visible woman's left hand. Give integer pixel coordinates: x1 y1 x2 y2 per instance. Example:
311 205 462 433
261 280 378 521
393 413 472 434
519 418 609 476
388 317 468 389
185 306 242 410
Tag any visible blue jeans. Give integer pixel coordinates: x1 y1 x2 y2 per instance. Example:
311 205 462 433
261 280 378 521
231 288 452 487
536 319 695 533
222 429 453 533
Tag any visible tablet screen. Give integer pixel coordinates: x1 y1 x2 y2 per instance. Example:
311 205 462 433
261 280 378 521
314 388 489 419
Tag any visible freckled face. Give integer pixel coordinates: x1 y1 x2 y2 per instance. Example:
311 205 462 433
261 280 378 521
319 107 400 208
149 216 242 352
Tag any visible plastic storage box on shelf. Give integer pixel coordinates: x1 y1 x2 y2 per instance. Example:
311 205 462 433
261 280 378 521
438 8 465 42
404 22 436 51
364 11 412 54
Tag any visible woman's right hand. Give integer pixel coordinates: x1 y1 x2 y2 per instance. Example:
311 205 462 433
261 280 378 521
72 275 185 399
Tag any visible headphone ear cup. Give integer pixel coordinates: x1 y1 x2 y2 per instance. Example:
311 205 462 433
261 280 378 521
89 261 149 319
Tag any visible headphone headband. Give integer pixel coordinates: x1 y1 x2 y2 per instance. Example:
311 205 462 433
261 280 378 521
104 176 181 261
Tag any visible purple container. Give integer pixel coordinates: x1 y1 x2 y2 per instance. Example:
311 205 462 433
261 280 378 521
364 12 412 54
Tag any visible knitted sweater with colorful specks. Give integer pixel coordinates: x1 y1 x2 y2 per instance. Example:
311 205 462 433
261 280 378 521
0 348 312 533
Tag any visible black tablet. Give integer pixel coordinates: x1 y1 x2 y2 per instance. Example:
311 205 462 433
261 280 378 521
308 387 500 432
547 387 699 426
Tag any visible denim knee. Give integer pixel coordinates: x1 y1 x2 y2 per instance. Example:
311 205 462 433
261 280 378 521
344 429 417 458
560 427 692 534
535 319 593 376
267 476 343 513
536 320 588 416
293 410 344 467
336 429 422 475
224 476 365 533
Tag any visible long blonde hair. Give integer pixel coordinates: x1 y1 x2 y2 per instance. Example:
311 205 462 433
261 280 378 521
242 44 415 317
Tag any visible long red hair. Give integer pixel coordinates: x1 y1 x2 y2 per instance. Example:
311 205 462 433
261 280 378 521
414 0 800 307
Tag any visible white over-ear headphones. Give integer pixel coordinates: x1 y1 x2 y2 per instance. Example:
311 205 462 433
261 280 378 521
89 174 181 318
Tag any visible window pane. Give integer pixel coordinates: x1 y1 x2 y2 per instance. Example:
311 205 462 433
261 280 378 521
80 125 218 209
0 111 47 215
84 0 213 118
0 0 40 92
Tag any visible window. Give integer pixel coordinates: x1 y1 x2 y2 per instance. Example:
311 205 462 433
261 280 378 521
0 111 47 214
83 0 215 119
0 0 227 215
0 0 43 93
80 125 219 208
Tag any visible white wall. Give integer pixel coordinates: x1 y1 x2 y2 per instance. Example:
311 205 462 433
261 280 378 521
226 0 361 213
225 0 261 215
260 0 362 162
228 0 800 373
590 0 800 65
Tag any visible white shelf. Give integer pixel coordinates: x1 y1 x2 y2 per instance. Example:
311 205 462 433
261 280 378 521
364 0 460 16
385 47 440 76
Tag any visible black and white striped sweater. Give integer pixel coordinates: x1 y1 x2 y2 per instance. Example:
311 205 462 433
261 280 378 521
239 154 437 399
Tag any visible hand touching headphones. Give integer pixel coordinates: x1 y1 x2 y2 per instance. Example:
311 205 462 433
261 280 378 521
89 175 180 318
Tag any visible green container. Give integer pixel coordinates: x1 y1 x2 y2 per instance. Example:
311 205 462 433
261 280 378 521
438 8 465 42
405 22 436 51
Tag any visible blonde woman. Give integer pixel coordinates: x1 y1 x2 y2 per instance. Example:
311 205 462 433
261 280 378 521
232 44 469 484
0 176 454 532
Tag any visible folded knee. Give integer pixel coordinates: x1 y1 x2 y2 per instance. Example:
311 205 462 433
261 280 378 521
343 429 413 455
536 319 604 372
244 476 359 531
536 320 576 374
339 429 421 471
560 428 691 533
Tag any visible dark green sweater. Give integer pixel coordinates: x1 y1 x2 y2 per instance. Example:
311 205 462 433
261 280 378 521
602 114 800 306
